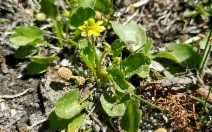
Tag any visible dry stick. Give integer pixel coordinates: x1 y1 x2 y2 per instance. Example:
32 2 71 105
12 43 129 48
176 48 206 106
196 71 205 87
0 88 30 99
28 118 47 130
123 9 139 25
85 109 107 132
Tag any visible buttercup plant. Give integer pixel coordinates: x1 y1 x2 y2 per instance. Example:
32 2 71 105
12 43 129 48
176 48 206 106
9 0 159 131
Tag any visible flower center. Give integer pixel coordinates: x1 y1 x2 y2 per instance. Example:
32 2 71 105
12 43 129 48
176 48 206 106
87 18 95 27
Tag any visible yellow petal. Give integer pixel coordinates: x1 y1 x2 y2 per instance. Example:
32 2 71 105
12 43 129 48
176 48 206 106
87 30 93 36
78 25 84 30
92 29 100 36
97 21 103 25
97 26 105 32
81 31 87 36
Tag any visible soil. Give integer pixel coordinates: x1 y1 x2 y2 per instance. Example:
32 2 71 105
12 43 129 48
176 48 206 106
0 0 211 132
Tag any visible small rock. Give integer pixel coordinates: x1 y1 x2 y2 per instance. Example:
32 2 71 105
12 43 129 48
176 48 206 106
93 124 100 132
10 109 17 117
154 128 167 132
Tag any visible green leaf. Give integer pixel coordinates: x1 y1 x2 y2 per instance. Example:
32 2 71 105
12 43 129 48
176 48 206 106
79 39 96 76
55 89 90 119
100 92 128 117
30 55 59 64
9 26 43 46
78 39 90 49
109 39 125 58
111 21 146 52
108 69 130 92
200 38 212 50
25 62 48 75
69 39 79 47
52 19 64 43
14 45 37 59
158 59 185 78
95 0 112 15
70 7 96 28
122 53 151 79
78 0 96 8
68 114 85 132
142 39 153 55
27 38 45 45
157 43 201 68
137 65 150 78
48 111 73 131
120 99 141 132
40 0 58 18
80 53 97 79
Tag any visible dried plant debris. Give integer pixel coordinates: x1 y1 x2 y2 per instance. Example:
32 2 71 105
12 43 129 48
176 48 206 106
156 94 199 131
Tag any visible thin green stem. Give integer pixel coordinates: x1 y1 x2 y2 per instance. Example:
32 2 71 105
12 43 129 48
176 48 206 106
199 27 212 72
99 51 107 68
79 90 94 104
44 34 69 42
86 36 100 84
132 93 164 111
190 95 212 109
199 84 212 130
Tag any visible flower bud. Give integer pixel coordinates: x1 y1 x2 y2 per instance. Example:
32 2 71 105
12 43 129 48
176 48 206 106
104 43 111 53
63 11 70 18
35 13 46 21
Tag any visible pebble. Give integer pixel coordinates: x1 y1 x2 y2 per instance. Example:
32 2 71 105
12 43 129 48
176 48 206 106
1 102 8 111
93 124 100 132
10 109 17 117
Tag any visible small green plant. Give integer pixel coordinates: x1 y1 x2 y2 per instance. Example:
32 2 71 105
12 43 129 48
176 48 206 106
9 26 60 75
11 0 212 131
183 0 212 21
9 0 163 131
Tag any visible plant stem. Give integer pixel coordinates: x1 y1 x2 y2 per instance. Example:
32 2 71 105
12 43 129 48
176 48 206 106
190 95 212 109
132 93 164 111
79 90 94 104
44 34 69 42
199 83 212 131
87 36 102 86
198 27 212 72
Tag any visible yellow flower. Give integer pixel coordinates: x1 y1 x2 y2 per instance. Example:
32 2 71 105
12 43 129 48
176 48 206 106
78 18 105 37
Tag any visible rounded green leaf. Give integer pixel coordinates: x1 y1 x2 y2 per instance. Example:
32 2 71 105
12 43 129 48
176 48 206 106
70 7 96 28
95 0 112 15
25 62 48 75
55 89 80 119
78 0 96 8
111 21 146 52
48 111 74 131
55 89 90 119
108 69 129 92
100 93 127 117
40 0 58 18
30 55 59 64
122 53 151 79
109 39 125 58
68 114 85 132
9 26 43 46
137 65 150 78
14 45 37 59
157 43 201 67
